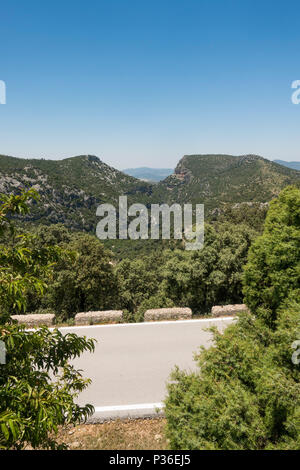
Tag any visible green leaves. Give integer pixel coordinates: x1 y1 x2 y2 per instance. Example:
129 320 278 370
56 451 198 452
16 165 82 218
0 322 96 449
0 411 23 448
165 308 300 450
0 190 96 449
0 188 39 237
159 222 257 314
165 188 300 450
243 186 300 326
0 192 64 322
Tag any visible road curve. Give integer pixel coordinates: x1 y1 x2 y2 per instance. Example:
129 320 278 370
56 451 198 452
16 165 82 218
59 317 235 421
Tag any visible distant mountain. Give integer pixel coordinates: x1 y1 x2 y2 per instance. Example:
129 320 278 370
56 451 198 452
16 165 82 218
154 154 300 210
273 160 300 171
123 167 173 182
0 154 153 231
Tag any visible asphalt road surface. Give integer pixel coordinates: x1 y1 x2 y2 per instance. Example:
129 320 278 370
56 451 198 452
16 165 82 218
60 317 235 421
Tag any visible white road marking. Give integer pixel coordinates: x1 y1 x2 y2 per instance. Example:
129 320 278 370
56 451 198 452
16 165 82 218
57 316 235 332
94 402 163 413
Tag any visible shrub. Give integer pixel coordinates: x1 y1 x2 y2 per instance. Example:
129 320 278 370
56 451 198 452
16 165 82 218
165 306 300 450
243 186 300 326
165 187 300 450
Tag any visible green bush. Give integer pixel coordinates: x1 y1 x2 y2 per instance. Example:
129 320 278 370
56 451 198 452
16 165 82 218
165 187 300 449
243 186 300 326
165 306 300 450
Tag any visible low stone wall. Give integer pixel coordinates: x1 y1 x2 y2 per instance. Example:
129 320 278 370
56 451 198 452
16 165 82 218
10 304 247 328
75 310 123 325
11 313 55 327
211 304 249 317
144 307 192 322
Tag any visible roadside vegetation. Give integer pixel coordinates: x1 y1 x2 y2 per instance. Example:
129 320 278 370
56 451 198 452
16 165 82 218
0 190 96 450
0 185 299 450
164 186 300 450
10 214 261 323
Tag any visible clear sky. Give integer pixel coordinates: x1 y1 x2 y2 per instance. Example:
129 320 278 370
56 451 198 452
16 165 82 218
1 0 300 169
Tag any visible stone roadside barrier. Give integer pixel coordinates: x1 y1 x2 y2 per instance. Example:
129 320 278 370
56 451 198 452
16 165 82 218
144 307 192 321
11 313 55 327
211 304 249 317
10 304 248 328
75 310 123 325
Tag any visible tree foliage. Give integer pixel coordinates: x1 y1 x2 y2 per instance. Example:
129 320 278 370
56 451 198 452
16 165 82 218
0 189 61 322
0 325 95 449
18 220 258 321
165 187 300 450
27 224 118 320
160 222 257 314
243 186 300 326
165 305 300 450
0 190 96 449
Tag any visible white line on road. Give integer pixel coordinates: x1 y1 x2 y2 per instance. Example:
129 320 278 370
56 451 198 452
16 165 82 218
57 316 235 332
94 402 163 413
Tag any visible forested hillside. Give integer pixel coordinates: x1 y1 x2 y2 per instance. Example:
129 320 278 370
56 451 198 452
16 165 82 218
0 154 152 231
155 154 300 209
1 154 299 234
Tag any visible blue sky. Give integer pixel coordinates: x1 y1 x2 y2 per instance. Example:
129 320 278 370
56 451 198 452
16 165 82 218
1 0 300 169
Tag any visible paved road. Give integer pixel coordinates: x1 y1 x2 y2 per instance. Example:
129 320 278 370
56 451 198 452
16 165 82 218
60 317 234 421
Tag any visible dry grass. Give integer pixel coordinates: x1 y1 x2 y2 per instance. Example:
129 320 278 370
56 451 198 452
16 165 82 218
55 418 169 450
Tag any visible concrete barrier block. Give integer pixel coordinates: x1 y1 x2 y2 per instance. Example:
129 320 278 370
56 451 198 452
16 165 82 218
144 307 192 322
11 313 55 327
211 304 249 317
75 310 123 325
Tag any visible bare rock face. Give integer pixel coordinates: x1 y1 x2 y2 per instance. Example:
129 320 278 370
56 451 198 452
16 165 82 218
211 304 249 317
75 310 123 325
11 313 55 327
144 308 192 322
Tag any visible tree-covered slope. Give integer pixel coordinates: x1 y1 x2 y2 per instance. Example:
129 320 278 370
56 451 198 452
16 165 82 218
0 154 153 230
1 153 299 233
156 154 300 210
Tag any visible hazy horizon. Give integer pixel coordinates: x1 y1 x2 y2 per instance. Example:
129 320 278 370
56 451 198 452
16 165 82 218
1 152 300 172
